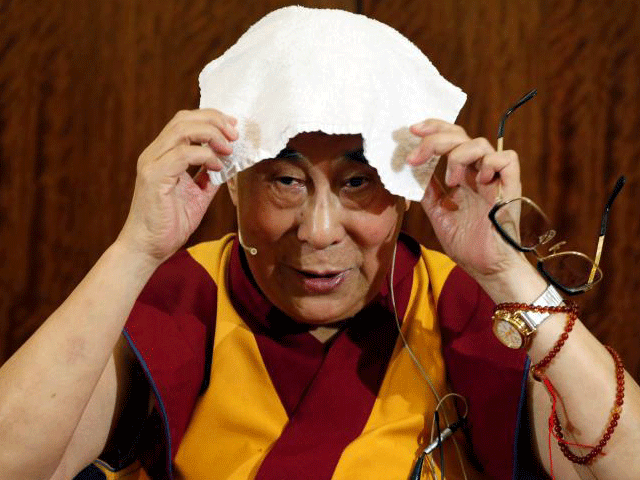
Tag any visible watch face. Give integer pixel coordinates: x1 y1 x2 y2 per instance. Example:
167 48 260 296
494 320 524 349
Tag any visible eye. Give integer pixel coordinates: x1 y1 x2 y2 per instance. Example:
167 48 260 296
344 175 369 189
276 176 303 187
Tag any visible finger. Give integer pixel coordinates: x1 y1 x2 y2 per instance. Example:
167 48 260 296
420 176 459 233
154 144 226 179
410 118 467 137
472 150 517 184
154 121 235 159
171 108 238 130
457 150 521 203
406 130 472 166
174 171 219 215
193 166 210 189
444 137 495 186
197 109 239 141
481 150 521 200
151 110 239 155
193 166 221 197
197 107 237 123
422 175 459 210
180 109 239 141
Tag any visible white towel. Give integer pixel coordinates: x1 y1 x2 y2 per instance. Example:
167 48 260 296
199 6 466 201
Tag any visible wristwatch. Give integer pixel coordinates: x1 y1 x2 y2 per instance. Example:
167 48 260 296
492 284 564 349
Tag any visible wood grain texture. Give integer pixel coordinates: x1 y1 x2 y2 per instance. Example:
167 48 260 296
0 0 355 362
1 0 639 385
365 0 640 380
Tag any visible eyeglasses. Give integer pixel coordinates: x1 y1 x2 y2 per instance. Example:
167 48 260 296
488 90 626 295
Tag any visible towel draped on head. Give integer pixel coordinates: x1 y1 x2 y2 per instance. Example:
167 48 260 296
199 6 466 201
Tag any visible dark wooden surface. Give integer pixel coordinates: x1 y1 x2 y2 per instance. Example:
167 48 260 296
1 0 639 382
366 0 640 381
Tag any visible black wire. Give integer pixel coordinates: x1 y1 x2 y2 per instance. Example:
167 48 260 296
409 453 425 480
434 410 444 480
408 415 468 479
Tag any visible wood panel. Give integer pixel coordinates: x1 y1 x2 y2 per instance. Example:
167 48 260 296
1 0 639 385
365 0 640 380
0 0 355 363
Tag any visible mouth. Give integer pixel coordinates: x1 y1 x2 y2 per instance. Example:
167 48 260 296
291 267 350 293
297 269 344 278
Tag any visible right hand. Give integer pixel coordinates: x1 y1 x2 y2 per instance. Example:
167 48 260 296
117 108 238 262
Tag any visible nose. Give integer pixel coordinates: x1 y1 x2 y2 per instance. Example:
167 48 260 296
297 190 346 249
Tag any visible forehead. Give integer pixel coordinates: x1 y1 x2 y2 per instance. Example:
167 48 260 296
284 132 363 160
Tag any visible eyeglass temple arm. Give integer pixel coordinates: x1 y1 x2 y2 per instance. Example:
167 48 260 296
588 175 626 282
496 89 538 152
495 89 537 200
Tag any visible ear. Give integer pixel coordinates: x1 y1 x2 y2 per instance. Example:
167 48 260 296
227 175 239 207
404 199 411 212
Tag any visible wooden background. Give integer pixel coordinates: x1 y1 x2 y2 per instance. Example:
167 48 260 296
1 0 639 382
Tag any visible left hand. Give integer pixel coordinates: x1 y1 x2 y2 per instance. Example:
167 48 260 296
408 119 542 300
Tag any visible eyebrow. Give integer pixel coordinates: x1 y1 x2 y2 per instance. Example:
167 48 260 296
275 147 367 163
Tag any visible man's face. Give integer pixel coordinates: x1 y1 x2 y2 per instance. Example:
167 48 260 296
227 132 408 325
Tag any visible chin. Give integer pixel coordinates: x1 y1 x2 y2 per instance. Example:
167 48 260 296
285 297 364 325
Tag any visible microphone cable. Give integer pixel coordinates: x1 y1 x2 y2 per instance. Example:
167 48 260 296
389 241 469 480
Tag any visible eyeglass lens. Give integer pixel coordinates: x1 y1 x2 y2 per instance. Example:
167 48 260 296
541 253 603 290
493 200 602 290
493 199 553 249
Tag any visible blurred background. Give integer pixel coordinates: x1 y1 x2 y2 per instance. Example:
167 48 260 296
1 0 639 381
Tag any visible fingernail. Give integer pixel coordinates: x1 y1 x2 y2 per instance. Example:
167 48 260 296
225 123 239 139
411 122 433 134
215 139 231 152
407 149 418 164
414 123 440 137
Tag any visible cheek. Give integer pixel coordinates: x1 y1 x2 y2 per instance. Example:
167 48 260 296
352 207 402 248
238 178 292 240
350 206 403 275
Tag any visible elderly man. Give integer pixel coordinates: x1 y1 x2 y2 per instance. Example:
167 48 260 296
1 7 639 480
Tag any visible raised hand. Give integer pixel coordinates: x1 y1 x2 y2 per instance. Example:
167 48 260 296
408 119 538 299
117 109 238 262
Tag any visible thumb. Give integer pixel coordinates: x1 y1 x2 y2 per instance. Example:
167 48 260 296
421 176 459 220
194 166 221 199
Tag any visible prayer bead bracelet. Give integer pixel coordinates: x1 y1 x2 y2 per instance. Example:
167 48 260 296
530 302 578 380
552 345 625 464
494 301 626 466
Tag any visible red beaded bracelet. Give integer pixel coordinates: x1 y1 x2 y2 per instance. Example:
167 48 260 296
498 302 626 467
551 345 625 465
530 302 578 380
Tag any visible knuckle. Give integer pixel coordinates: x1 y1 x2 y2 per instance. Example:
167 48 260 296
174 144 191 158
474 137 493 150
452 123 467 134
173 109 191 121
170 121 189 141
419 135 436 151
504 149 519 162
446 150 463 166
209 124 224 139
208 156 223 171
203 108 225 123
137 159 154 179
201 107 220 115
